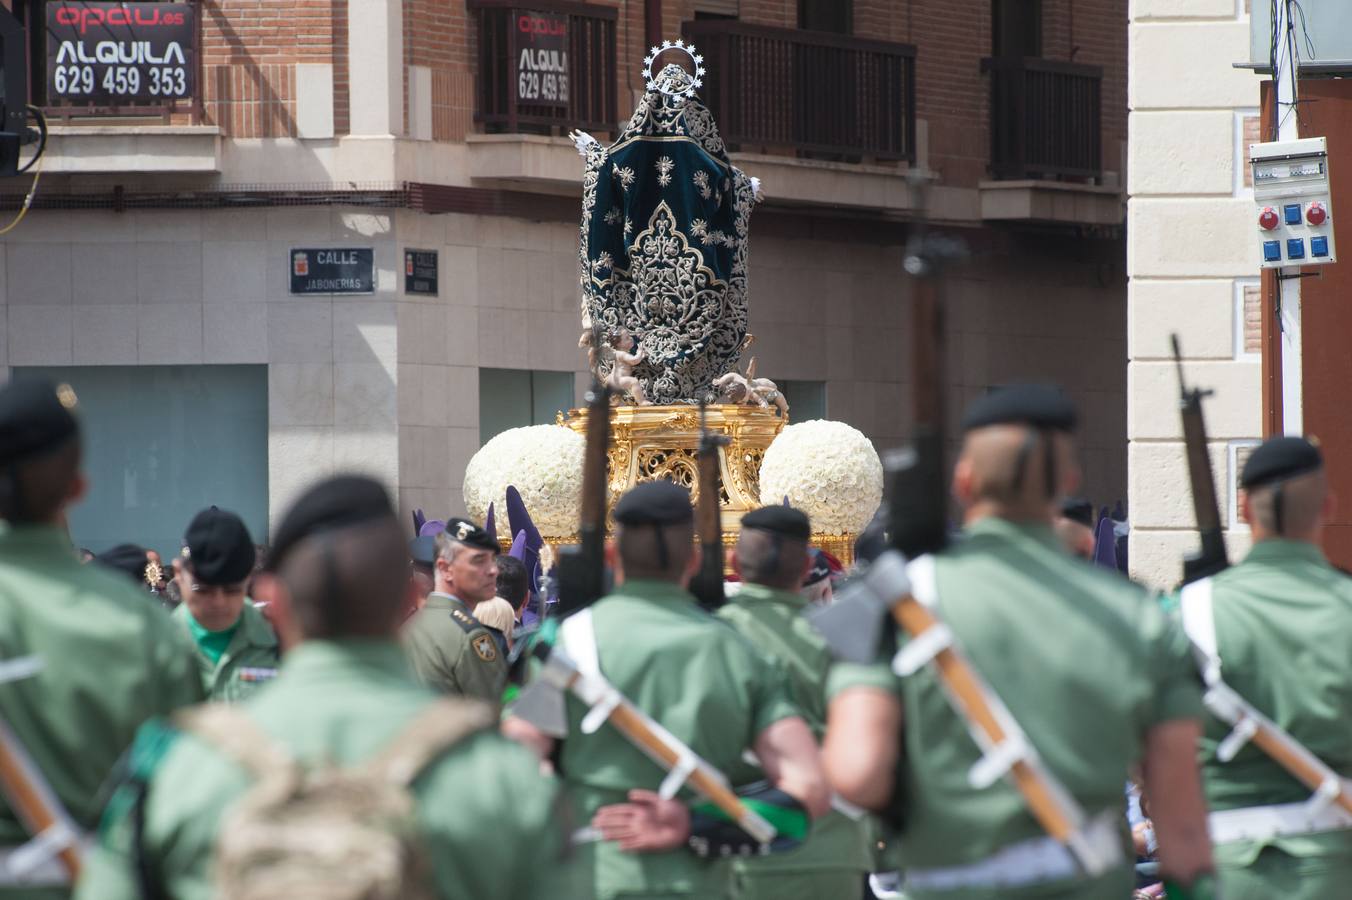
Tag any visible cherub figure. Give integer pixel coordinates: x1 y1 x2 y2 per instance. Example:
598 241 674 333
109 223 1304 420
605 328 649 406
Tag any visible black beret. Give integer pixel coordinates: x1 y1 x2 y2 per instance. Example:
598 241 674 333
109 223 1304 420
1241 436 1324 489
1059 497 1095 528
442 517 498 553
961 384 1078 433
0 379 80 467
183 507 256 586
267 475 394 572
96 544 151 586
613 480 694 526
741 505 811 541
409 534 438 568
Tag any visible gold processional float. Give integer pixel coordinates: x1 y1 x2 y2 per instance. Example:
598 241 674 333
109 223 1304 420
462 41 882 568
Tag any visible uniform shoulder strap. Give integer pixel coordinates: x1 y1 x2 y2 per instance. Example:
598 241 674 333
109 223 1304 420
1178 577 1220 682
905 554 939 608
448 605 482 634
361 698 497 787
173 705 296 780
558 608 601 679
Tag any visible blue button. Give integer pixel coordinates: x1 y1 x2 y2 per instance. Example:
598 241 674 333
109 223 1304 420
1263 240 1282 261
1287 238 1306 259
1284 204 1303 225
1312 235 1329 257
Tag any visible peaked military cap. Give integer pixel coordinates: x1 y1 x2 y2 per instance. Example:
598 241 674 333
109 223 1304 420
96 543 152 586
613 480 694 526
960 384 1078 433
742 505 811 542
1059 497 1095 528
410 534 438 568
183 506 256 586
802 548 835 587
0 379 80 467
442 516 497 552
1241 436 1324 489
267 475 394 572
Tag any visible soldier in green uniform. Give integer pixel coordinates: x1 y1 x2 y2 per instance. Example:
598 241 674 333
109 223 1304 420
401 517 507 703
0 379 202 898
1178 436 1352 899
76 475 571 900
717 505 872 899
504 480 829 900
170 506 280 702
822 384 1217 899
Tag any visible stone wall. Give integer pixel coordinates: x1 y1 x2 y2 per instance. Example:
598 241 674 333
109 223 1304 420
1126 0 1263 587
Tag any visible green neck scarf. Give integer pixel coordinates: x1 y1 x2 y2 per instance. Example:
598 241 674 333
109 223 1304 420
185 608 239 664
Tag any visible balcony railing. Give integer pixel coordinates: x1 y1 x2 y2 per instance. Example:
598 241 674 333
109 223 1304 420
470 0 617 136
982 56 1102 181
681 21 916 162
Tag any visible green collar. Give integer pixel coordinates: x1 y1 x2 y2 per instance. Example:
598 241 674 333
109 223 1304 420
1241 538 1327 567
611 578 697 604
425 592 473 614
0 523 79 560
279 639 413 682
964 515 1059 549
176 600 278 662
733 582 808 610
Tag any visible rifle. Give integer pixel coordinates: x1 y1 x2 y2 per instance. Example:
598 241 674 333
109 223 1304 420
555 379 612 617
517 616 778 845
888 173 959 563
811 170 965 662
0 656 83 882
689 399 730 612
1172 334 1229 585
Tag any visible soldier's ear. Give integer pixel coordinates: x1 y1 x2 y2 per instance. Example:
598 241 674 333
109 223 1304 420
952 455 976 508
1238 489 1254 528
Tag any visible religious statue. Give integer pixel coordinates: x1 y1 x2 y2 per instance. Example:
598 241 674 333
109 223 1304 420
573 40 763 405
604 328 648 406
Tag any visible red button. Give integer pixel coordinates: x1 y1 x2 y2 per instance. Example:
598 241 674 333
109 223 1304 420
1259 207 1280 230
1307 202 1328 226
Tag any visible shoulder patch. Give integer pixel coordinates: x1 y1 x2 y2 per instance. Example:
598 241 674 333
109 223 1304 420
471 633 498 663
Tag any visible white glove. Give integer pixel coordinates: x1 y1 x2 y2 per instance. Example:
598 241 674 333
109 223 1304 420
749 176 764 200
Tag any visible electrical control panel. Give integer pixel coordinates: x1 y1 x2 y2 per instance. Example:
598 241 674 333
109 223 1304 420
1251 137 1336 269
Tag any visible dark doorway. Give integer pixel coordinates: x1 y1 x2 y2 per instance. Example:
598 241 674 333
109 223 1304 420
992 0 1042 57
799 0 851 34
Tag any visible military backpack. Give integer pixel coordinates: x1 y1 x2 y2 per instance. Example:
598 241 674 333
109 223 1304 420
174 698 494 900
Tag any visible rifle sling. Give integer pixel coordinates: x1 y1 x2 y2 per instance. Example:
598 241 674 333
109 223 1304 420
1180 578 1349 808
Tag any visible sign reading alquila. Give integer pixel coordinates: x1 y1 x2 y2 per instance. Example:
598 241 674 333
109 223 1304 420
517 11 568 106
47 2 195 104
291 249 375 295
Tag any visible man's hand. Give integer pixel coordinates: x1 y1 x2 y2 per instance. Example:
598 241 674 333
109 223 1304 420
591 789 691 852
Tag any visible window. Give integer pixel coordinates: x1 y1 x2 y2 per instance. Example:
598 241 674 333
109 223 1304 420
693 0 739 17
478 368 576 445
992 0 1042 58
798 0 851 33
779 380 827 422
11 365 269 558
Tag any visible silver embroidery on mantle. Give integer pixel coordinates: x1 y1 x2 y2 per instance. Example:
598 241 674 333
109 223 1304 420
576 61 761 404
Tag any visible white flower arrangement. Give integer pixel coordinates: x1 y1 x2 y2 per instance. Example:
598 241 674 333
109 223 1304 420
759 420 883 535
463 425 586 537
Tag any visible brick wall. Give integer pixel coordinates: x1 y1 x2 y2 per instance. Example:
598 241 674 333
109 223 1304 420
200 0 348 139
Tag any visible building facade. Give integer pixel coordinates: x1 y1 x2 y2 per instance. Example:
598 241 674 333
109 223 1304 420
0 0 1128 555
1126 0 1263 587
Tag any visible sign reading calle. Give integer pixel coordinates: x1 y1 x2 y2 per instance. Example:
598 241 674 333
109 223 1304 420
46 2 196 105
516 10 568 107
290 249 374 295
404 249 439 296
